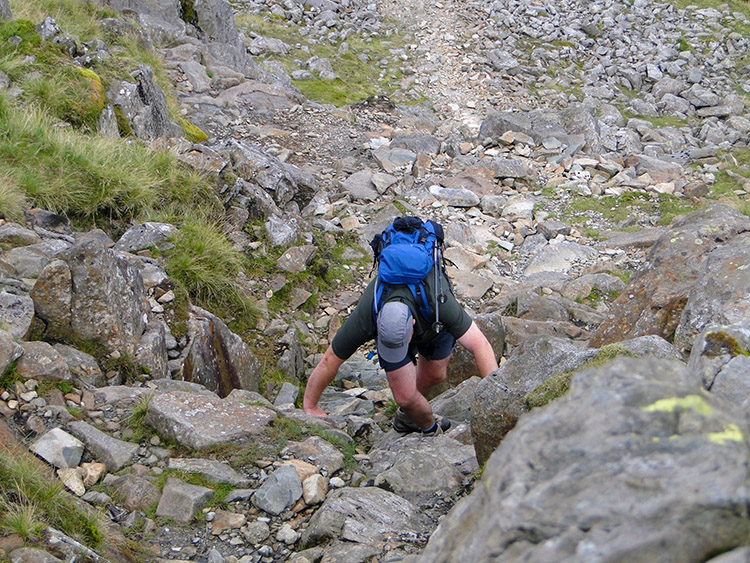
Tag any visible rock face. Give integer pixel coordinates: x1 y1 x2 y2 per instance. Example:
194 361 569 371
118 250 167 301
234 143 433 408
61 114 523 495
182 306 262 397
300 487 428 549
0 0 11 20
673 232 750 355
107 66 182 142
31 231 150 356
591 205 750 350
472 336 597 464
420 358 750 562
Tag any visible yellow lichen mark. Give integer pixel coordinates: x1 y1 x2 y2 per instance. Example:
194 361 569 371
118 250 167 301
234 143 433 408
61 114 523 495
708 424 744 446
642 395 713 416
739 265 749 271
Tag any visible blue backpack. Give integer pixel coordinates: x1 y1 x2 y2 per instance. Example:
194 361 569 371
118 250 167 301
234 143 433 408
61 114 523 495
370 216 447 332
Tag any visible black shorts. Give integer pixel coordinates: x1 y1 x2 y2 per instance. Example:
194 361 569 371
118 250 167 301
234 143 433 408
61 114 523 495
379 329 456 372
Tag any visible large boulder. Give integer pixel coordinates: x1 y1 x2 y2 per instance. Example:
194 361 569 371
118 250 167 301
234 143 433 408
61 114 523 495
441 312 504 395
674 232 750 355
472 336 598 464
220 140 318 210
300 487 429 549
94 0 184 43
107 66 182 142
0 0 11 19
419 358 750 562
182 306 262 397
193 0 248 73
688 320 750 407
145 391 276 450
35 231 150 356
591 205 750 349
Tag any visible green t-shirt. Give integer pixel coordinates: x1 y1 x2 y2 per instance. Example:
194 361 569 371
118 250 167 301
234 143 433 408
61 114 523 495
331 269 473 360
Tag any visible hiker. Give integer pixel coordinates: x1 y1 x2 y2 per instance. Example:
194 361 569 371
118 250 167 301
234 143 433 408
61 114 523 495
303 217 498 434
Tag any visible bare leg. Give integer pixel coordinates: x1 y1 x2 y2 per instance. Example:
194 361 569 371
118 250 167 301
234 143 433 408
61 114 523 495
416 355 451 397
386 362 435 430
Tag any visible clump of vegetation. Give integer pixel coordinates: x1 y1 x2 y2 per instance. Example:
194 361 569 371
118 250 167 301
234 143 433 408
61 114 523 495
0 447 104 548
563 190 699 227
524 344 636 410
234 13 412 106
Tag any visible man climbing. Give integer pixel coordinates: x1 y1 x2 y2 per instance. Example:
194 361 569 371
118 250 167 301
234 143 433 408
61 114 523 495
303 258 498 434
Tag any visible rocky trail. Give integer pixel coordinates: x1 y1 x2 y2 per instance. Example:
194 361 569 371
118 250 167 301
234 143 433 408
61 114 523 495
1 0 750 561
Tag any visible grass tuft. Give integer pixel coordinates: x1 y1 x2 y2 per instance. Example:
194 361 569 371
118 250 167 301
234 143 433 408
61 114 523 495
0 447 104 547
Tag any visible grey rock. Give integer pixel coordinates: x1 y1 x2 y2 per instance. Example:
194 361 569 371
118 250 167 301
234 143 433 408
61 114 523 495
274 381 299 406
390 134 441 155
682 83 721 108
421 358 750 562
114 222 176 253
243 520 271 543
597 228 667 249
31 260 72 339
593 205 750 347
95 0 184 43
501 195 535 221
193 0 248 72
616 334 683 361
265 215 299 247
63 231 149 356
372 147 417 174
36 16 61 40
300 487 427 548
183 305 261 397
67 420 138 472
561 272 626 302
277 244 317 274
0 0 11 19
223 140 317 209
9 548 63 563
524 241 598 277
0 223 42 247
0 291 34 340
53 344 105 388
226 388 274 408
0 329 23 376
17 341 71 382
136 320 169 380
689 321 750 399
340 169 379 202
107 66 182 142
472 336 598 464
145 391 276 450
168 458 251 487
286 436 345 475
277 327 306 381
489 158 532 179
674 233 750 355
373 447 464 508
3 240 68 279
429 185 480 208
156 476 214 522
252 464 303 516
480 110 572 146
29 428 84 469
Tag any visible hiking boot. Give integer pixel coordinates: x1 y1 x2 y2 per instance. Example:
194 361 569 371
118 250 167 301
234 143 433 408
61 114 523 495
392 407 422 433
421 416 451 436
392 408 452 435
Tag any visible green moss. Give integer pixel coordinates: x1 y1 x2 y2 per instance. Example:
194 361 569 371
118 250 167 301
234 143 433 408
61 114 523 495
180 119 208 143
524 345 635 410
676 36 692 52
705 330 750 357
179 0 198 26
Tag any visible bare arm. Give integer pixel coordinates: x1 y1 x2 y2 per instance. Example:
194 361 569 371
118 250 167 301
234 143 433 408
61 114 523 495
457 321 498 377
303 345 347 416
